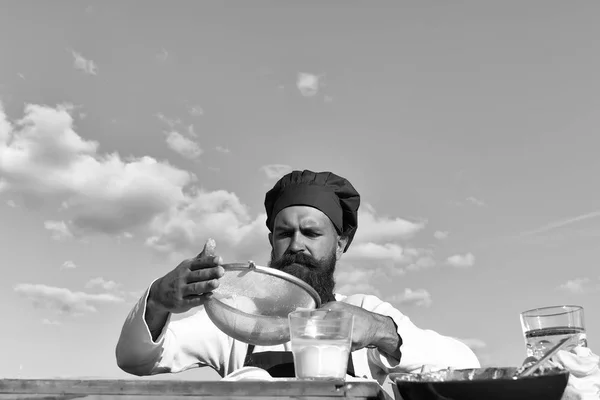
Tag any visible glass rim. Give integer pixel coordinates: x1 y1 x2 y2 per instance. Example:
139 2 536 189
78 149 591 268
520 305 583 318
288 309 353 320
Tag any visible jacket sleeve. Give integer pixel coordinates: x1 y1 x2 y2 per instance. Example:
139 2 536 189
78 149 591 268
346 294 481 374
114 280 236 377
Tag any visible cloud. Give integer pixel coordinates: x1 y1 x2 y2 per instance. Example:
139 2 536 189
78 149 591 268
388 288 432 307
85 277 120 291
42 319 61 325
6 199 16 207
558 278 592 294
260 164 293 180
71 50 98 75
165 131 203 159
60 260 77 270
297 73 320 97
156 48 169 62
405 254 436 272
0 102 197 237
145 190 270 263
45 221 73 240
345 243 411 264
324 95 333 103
215 146 231 154
156 113 181 128
188 105 204 116
335 267 381 298
519 211 600 237
352 203 425 244
0 101 435 273
186 125 198 138
446 253 475 268
434 231 449 240
14 283 124 316
466 196 485 207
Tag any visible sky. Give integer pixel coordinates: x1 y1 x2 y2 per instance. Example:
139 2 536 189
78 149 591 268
1 0 600 383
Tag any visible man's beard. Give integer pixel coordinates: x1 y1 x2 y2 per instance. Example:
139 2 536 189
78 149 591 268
269 249 337 304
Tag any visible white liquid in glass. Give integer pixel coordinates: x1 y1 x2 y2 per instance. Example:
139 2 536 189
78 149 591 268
292 335 350 380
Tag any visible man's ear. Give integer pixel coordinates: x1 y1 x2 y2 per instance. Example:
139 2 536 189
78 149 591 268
336 235 348 260
268 232 273 247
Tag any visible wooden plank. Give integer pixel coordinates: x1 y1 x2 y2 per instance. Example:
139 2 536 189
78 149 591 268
0 396 378 400
0 380 391 399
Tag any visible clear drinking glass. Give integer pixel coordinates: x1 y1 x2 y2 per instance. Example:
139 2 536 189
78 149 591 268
520 305 587 359
288 309 354 380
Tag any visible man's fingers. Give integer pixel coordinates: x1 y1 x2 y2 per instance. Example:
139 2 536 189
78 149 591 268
196 238 217 260
187 266 224 283
181 294 208 309
182 280 220 297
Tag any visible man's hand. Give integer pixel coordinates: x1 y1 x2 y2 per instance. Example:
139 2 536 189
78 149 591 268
145 239 224 340
320 302 401 359
553 346 600 400
149 238 224 314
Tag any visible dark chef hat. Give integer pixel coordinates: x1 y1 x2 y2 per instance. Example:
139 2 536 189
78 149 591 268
264 170 361 252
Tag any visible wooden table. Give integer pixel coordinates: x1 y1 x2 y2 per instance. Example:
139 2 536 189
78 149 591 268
0 379 394 400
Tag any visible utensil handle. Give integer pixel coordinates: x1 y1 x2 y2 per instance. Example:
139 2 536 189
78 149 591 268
518 336 574 377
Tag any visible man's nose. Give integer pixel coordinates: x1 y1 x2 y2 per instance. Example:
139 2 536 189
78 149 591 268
288 233 306 253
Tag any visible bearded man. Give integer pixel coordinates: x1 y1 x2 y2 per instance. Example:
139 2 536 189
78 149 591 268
115 170 480 384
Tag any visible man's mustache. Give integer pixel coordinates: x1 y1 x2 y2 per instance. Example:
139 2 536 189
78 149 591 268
270 252 321 270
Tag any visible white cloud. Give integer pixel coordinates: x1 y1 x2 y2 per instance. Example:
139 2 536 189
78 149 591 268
188 105 204 116
6 200 16 208
60 260 77 270
324 95 333 103
260 164 293 180
0 102 196 237
156 113 181 128
45 221 73 240
388 288 432 307
335 267 381 298
345 243 410 263
519 211 600 237
14 284 124 316
352 203 425 244
42 319 61 325
156 48 169 62
446 253 475 268
297 73 320 97
0 101 436 273
558 278 591 294
71 50 98 75
145 190 270 263
405 255 436 272
186 125 198 138
85 277 120 291
215 146 231 154
165 131 203 159
466 196 485 207
434 230 449 240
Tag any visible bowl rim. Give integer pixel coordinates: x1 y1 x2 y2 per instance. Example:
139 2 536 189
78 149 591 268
390 367 570 384
214 262 322 309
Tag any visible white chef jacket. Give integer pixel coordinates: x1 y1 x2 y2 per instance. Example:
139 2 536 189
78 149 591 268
115 281 480 385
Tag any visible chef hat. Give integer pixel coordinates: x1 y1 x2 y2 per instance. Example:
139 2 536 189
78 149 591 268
264 170 360 252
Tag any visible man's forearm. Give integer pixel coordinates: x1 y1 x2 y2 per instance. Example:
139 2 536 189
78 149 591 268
373 315 402 360
145 281 170 342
